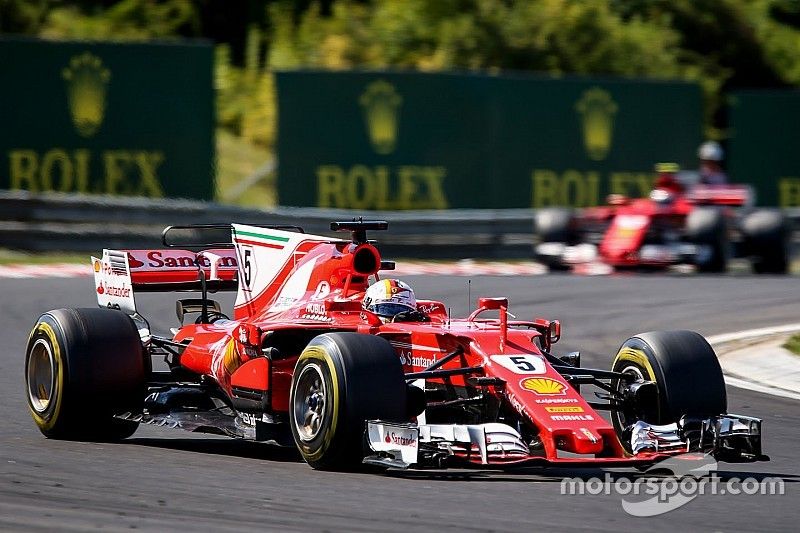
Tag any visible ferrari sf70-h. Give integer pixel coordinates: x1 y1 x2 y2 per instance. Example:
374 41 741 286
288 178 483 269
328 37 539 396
534 173 790 274
25 221 765 471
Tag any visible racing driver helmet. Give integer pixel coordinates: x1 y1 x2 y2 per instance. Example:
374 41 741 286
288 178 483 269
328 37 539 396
363 279 417 320
698 140 724 162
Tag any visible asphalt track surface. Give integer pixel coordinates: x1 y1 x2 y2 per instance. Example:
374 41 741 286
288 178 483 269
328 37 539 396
1 274 799 531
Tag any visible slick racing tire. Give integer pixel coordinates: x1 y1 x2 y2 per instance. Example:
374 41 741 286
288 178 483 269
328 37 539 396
290 333 407 470
685 207 728 273
740 210 789 274
534 208 574 243
533 208 574 270
610 330 727 451
25 308 146 441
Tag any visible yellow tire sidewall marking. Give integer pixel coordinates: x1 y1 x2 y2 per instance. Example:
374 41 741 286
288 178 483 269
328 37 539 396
613 346 657 382
27 321 64 431
296 345 340 462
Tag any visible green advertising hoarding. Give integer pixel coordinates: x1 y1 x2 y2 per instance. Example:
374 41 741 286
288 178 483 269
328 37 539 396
0 38 214 199
729 91 800 207
277 71 702 209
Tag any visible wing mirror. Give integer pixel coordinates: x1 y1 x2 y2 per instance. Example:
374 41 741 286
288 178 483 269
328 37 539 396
477 297 508 310
533 318 561 349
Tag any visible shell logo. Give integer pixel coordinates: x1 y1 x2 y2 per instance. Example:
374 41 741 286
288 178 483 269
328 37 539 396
520 377 566 395
93 259 102 273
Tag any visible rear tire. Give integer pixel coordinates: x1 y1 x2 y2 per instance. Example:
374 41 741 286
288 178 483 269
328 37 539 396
611 330 727 450
289 333 407 470
740 210 789 274
685 207 728 273
25 308 146 440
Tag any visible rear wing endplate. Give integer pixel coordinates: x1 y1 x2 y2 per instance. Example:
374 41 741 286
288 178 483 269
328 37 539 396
93 248 243 314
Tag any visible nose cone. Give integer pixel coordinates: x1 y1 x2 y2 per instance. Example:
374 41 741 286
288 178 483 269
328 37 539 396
554 427 605 455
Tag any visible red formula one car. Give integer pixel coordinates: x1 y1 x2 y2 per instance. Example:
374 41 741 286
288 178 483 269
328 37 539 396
25 221 766 470
534 166 791 274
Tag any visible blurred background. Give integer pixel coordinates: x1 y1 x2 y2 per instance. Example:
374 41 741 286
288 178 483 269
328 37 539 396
1 0 799 259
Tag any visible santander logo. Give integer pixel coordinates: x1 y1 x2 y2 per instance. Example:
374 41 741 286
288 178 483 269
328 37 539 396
386 431 417 447
127 253 145 268
96 282 105 295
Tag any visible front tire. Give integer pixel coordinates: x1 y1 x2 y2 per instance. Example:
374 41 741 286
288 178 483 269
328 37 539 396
686 207 728 273
611 330 727 450
25 308 146 440
533 208 574 270
289 333 407 470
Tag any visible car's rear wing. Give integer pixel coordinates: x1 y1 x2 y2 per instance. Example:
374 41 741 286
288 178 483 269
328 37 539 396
124 248 240 291
91 247 240 314
688 184 753 207
159 223 305 250
91 224 309 313
92 221 386 318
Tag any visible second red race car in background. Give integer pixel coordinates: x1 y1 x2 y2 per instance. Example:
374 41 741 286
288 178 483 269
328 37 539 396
534 163 791 274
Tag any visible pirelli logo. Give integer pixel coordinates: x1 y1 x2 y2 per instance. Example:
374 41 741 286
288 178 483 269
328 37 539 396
545 406 584 413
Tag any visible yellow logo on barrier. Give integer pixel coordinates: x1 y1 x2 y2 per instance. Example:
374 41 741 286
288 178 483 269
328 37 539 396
62 52 110 138
575 87 617 161
360 80 402 155
521 377 566 395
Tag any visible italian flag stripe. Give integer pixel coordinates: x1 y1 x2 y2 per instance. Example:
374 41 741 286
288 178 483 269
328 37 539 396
235 238 284 250
234 229 291 243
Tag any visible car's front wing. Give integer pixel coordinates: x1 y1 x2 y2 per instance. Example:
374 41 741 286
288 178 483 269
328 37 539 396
364 414 766 469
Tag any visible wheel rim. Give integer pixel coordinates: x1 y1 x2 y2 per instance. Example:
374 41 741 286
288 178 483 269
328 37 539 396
293 363 327 443
27 338 56 414
613 364 646 430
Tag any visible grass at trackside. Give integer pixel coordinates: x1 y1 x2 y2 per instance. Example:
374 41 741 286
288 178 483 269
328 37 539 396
0 249 90 266
784 334 800 356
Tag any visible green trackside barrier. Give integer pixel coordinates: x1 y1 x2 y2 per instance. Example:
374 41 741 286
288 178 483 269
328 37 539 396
0 38 214 200
729 91 800 207
276 70 702 209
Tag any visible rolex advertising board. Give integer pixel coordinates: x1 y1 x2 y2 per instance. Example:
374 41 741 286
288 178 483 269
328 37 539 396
276 71 702 209
728 91 800 207
0 38 214 200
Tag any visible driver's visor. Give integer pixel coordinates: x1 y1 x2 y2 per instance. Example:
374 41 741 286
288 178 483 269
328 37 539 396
368 302 416 318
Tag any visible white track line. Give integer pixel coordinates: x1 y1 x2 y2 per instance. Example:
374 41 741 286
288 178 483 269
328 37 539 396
706 323 800 345
721 375 800 402
708 323 800 400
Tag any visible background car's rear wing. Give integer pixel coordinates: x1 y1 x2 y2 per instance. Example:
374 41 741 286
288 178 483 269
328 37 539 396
688 184 754 207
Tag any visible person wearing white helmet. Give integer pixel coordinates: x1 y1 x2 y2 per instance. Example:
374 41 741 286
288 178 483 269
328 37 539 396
697 140 728 185
363 279 425 322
